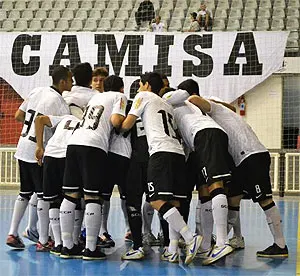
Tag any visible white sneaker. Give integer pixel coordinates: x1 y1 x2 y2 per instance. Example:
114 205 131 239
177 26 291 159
196 247 212 259
121 247 144 260
160 248 179 263
184 235 203 265
229 236 245 249
202 244 234 265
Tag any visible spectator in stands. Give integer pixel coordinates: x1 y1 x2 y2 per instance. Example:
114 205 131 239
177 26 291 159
91 67 109 93
187 12 201 32
150 15 165 32
135 0 155 30
197 2 213 31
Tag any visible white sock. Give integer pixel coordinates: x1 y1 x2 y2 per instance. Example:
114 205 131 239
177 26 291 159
9 195 29 236
163 207 194 243
228 208 242 237
49 208 61 247
100 200 110 235
142 201 154 234
201 200 213 250
212 194 228 247
195 200 202 235
85 203 102 251
60 199 76 249
26 193 38 232
121 199 130 232
264 205 286 248
73 209 84 245
168 226 180 254
37 199 50 244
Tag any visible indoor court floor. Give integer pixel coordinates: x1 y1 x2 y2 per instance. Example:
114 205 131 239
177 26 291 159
0 191 298 276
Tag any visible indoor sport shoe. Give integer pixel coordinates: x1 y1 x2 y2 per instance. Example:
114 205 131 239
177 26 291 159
202 244 234 265
229 236 245 249
125 232 133 242
160 248 179 263
143 232 160 246
82 248 107 260
121 247 144 260
102 232 115 248
185 235 203 265
36 241 52 252
60 244 83 259
6 235 25 249
50 244 62 256
22 228 39 243
256 243 288 258
196 247 212 259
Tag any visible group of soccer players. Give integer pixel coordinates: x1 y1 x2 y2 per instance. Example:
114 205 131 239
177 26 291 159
6 62 288 266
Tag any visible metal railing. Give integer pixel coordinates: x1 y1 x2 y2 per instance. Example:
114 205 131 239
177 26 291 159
0 147 19 186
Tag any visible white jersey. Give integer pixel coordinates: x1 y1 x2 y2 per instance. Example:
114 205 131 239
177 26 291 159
164 90 224 150
15 86 70 163
62 85 97 109
208 101 267 166
151 22 164 32
108 132 132 159
68 92 127 152
129 91 184 156
44 115 80 158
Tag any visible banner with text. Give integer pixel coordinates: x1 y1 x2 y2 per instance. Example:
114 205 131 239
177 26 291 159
0 31 288 102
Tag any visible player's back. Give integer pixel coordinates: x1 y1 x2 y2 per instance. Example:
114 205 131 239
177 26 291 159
68 91 127 152
131 92 183 156
208 101 267 166
109 131 132 159
45 115 80 158
63 85 97 108
164 90 224 150
15 86 70 162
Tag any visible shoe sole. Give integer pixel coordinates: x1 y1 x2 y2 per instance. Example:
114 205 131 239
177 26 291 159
6 243 25 250
50 251 61 256
82 256 107 260
60 254 82 259
121 256 144 260
184 236 203 265
202 247 234 265
256 253 288 258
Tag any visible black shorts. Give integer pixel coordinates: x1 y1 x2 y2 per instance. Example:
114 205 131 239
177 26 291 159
18 160 43 198
43 156 65 202
185 151 205 196
194 128 232 186
230 152 273 202
147 152 187 202
125 158 149 208
101 152 130 201
63 145 108 196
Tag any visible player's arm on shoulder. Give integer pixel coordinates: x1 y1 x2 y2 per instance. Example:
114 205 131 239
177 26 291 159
15 109 25 122
34 115 52 166
187 95 211 113
121 114 138 132
111 114 126 129
210 100 236 112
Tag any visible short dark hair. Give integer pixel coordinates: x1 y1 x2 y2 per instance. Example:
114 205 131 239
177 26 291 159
72 62 93 87
177 79 200 96
92 67 109 77
191 12 197 19
140 72 163 94
51 65 70 85
104 75 124 92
